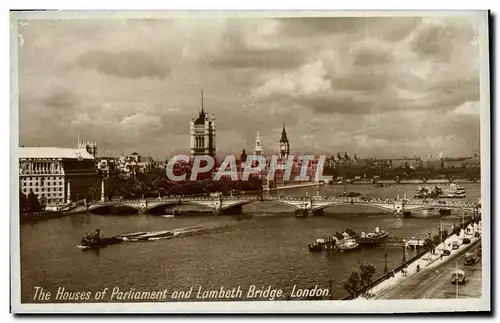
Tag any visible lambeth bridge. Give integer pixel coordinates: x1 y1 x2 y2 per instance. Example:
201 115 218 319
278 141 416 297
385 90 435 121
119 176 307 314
83 194 481 216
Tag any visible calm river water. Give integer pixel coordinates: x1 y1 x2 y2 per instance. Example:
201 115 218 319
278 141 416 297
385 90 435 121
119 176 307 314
20 184 481 302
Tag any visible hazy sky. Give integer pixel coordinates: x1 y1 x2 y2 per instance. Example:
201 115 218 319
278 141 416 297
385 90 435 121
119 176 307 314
17 13 483 160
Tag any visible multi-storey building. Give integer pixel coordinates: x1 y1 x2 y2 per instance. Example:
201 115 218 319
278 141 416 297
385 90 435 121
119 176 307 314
19 143 99 205
443 157 468 169
190 91 216 158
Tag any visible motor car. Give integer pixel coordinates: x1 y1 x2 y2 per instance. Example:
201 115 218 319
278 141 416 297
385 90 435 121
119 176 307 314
464 252 477 265
442 249 451 256
462 238 471 244
452 241 459 250
451 269 468 285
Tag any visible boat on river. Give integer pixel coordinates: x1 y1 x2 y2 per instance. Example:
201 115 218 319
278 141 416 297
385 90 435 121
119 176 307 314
337 238 359 251
161 208 187 218
136 230 174 241
415 184 466 199
357 227 389 246
79 229 122 249
308 237 337 253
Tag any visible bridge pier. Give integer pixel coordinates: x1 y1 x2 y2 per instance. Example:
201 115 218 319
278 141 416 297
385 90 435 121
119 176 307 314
138 199 149 214
294 209 309 217
312 209 324 216
222 205 243 215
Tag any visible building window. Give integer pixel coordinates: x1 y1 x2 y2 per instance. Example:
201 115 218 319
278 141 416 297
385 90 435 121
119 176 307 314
35 188 38 192
59 187 62 191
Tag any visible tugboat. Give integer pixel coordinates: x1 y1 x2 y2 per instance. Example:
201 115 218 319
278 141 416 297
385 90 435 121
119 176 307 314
79 229 122 249
308 237 337 253
308 242 324 253
357 227 389 246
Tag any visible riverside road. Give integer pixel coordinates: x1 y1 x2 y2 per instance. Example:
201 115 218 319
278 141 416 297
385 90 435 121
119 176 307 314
377 242 482 299
20 184 481 303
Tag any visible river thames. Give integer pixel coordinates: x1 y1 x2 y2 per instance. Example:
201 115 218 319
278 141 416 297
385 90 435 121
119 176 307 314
20 183 481 302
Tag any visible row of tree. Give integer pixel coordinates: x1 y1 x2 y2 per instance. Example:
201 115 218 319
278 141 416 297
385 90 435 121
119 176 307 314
19 191 42 213
100 167 263 200
342 264 377 299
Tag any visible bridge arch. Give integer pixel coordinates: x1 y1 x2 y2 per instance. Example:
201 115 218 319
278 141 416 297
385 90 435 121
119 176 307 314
402 205 476 213
312 202 396 213
146 201 180 212
87 203 141 214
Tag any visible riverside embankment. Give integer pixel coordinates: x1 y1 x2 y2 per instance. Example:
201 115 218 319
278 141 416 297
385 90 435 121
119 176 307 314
353 222 481 300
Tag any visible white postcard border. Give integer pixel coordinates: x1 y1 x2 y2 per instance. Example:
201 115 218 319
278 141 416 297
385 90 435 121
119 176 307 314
9 9 491 314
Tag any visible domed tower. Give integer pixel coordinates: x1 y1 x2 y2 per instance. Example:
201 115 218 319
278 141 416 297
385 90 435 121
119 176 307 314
79 140 97 158
254 131 264 156
279 123 290 159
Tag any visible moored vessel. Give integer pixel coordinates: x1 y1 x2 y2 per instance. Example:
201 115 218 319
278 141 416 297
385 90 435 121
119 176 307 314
308 237 337 253
414 184 466 199
441 183 466 198
357 227 389 246
337 238 359 251
79 229 122 249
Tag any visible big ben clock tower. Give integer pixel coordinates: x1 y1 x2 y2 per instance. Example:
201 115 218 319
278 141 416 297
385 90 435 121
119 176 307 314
279 123 290 159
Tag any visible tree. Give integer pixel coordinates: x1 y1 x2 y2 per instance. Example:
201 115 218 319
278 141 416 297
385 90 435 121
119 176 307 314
423 238 434 254
432 235 441 246
87 186 97 202
26 190 42 212
441 229 449 241
359 264 377 291
19 191 28 213
342 271 361 298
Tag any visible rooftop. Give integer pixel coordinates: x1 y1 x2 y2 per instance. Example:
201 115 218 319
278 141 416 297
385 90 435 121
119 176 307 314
18 147 95 160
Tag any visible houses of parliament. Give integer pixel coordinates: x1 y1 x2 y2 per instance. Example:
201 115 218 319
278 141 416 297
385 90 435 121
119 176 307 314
189 91 291 161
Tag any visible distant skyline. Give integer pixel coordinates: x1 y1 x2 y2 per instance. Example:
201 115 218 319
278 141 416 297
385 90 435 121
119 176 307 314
17 13 483 160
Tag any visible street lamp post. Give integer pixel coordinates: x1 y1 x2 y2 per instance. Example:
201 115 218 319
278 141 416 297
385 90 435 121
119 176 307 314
402 239 406 264
384 241 388 274
428 230 432 260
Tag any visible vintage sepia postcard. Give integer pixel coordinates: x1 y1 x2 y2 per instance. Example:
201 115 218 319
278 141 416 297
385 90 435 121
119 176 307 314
10 10 490 314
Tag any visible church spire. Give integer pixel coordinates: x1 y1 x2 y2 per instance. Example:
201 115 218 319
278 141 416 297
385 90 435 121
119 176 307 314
280 123 288 143
201 89 204 114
